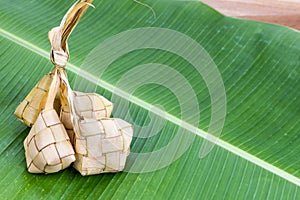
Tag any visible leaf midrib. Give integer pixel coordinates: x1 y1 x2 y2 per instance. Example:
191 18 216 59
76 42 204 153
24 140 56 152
1 27 299 187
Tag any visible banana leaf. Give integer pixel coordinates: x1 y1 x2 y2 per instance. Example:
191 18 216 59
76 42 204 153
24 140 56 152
0 0 300 199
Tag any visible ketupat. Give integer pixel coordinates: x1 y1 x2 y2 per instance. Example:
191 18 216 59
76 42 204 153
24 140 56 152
14 72 52 127
60 91 114 143
14 0 94 126
59 71 113 144
59 70 133 175
23 70 75 173
14 69 60 127
73 118 133 176
15 0 133 175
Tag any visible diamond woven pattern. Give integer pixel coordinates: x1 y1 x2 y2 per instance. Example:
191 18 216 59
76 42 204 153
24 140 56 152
24 109 75 173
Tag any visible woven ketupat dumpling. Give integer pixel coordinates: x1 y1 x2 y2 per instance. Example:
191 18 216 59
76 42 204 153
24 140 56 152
73 91 113 119
60 89 113 144
24 109 75 173
73 118 133 176
15 71 61 127
15 73 53 127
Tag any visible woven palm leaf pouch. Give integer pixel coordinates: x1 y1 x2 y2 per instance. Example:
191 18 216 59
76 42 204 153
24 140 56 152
59 74 113 144
59 70 133 176
23 70 75 173
15 0 133 176
14 69 61 127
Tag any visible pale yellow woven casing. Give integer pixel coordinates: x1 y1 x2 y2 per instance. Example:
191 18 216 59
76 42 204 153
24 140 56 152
73 118 133 176
60 90 113 144
73 91 113 119
24 109 75 173
15 72 61 127
15 73 53 127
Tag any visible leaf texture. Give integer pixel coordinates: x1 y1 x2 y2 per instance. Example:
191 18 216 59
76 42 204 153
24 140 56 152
0 0 300 199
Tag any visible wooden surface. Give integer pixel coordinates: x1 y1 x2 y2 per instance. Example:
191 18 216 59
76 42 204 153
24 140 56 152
202 0 300 30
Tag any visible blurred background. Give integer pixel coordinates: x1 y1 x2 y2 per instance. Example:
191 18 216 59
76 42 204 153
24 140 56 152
202 0 300 30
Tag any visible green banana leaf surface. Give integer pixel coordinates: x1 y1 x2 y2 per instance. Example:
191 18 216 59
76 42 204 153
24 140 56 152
0 0 300 199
